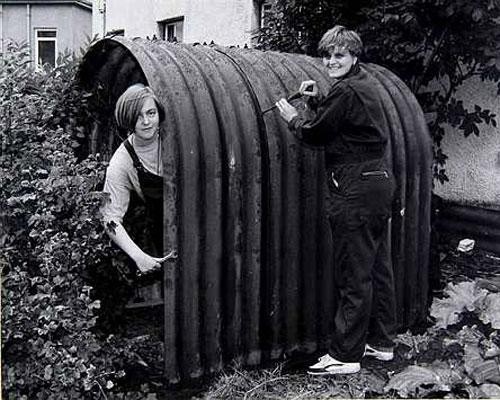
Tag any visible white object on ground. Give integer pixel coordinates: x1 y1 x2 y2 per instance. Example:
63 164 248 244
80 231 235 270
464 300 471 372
457 238 475 253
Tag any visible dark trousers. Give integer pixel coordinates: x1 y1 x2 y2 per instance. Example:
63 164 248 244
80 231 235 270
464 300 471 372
326 158 396 362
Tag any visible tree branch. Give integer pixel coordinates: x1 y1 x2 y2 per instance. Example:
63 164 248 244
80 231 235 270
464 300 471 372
463 61 479 81
413 27 449 93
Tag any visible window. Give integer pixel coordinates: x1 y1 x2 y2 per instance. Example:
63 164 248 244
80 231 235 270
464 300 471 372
260 2 272 28
166 24 176 42
35 29 57 67
158 17 184 42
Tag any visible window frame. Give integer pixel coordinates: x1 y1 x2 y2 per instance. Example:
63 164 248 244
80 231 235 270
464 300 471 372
166 23 176 42
260 1 272 29
158 16 184 43
106 29 125 37
34 28 58 68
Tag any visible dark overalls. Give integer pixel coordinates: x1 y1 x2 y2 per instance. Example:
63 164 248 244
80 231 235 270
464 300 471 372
326 156 395 361
124 139 164 288
289 64 397 362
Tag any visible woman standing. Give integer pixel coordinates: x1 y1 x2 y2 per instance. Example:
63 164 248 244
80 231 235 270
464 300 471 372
101 83 175 275
276 26 396 375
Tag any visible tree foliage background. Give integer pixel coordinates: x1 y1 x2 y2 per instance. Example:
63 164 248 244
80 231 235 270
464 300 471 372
256 0 500 183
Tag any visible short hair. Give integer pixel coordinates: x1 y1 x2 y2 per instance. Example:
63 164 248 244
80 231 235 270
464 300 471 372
114 83 165 132
318 25 363 58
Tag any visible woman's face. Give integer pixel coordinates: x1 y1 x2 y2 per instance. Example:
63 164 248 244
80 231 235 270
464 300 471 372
322 46 357 79
134 97 159 141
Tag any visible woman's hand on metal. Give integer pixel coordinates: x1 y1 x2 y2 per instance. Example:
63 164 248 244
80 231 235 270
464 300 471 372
135 253 163 275
136 249 178 276
276 99 299 123
156 249 178 263
299 80 318 97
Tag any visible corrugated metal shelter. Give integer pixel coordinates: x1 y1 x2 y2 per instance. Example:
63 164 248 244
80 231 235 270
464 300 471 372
78 37 433 382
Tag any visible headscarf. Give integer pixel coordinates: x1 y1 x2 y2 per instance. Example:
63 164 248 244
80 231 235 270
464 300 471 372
114 83 165 132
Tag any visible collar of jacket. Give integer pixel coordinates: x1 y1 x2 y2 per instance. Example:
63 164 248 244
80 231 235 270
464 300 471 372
342 61 361 79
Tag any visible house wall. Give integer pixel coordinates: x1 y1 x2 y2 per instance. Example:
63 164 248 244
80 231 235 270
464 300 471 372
434 77 500 210
96 0 183 38
183 0 255 45
29 4 91 56
70 4 92 51
1 4 27 48
98 0 260 46
1 3 91 60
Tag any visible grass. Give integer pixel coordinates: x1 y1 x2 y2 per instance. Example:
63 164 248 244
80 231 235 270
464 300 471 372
196 360 394 399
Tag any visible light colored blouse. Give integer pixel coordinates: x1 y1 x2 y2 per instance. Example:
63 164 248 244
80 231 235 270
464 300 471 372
101 137 161 224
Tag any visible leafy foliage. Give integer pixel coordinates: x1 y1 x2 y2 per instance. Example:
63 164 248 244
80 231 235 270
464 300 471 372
463 343 500 384
430 280 500 329
384 361 466 397
385 279 500 398
0 41 159 399
394 330 432 359
478 292 500 329
466 383 500 399
255 0 500 183
430 281 487 328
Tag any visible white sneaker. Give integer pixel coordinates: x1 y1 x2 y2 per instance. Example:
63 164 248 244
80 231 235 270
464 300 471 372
308 354 360 375
309 354 337 370
364 344 394 361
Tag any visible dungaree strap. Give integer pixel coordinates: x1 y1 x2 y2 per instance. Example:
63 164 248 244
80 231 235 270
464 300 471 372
122 138 164 256
123 139 146 172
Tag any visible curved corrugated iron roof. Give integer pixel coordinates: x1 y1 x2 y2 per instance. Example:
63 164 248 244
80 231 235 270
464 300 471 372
78 38 433 382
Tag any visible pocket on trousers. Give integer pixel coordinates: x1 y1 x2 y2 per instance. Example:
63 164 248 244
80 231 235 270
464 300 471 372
360 170 389 180
359 169 394 210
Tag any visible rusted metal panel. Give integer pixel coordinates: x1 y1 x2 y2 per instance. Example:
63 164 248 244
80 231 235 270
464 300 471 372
78 37 432 382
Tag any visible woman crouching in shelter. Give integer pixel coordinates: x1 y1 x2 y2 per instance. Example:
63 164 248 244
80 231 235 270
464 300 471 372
101 84 176 276
276 26 396 375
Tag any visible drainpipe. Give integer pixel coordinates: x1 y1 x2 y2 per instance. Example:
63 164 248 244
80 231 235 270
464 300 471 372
26 4 31 60
0 5 3 58
103 0 106 37
97 0 106 37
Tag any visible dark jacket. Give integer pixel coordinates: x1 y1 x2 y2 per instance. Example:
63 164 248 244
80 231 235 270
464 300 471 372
288 63 389 165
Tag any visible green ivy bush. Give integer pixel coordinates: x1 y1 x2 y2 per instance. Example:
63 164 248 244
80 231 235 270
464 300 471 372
0 42 161 399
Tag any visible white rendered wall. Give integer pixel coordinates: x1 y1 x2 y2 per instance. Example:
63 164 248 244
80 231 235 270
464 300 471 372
434 77 500 210
183 0 255 45
95 0 258 46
